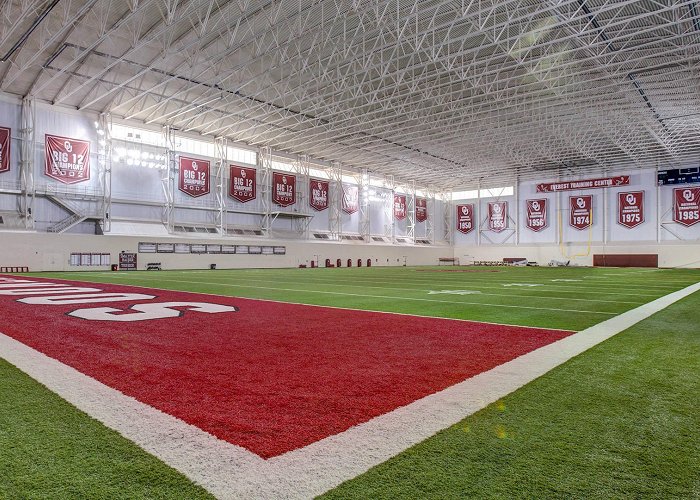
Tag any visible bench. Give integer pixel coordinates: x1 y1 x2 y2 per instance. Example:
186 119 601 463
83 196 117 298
146 262 162 271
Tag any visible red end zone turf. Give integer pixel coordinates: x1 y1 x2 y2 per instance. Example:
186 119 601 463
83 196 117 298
0 275 572 458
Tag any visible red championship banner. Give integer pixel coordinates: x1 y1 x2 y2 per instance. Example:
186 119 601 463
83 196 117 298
456 204 475 234
44 134 90 184
342 184 358 214
179 157 210 197
416 197 428 222
229 166 256 203
618 191 644 229
0 127 10 173
488 201 507 232
525 199 548 232
309 179 329 211
569 195 593 230
673 187 700 227
394 194 407 220
537 175 629 193
272 172 296 207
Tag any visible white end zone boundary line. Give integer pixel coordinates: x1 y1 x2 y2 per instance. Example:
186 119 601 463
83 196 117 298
1 282 699 499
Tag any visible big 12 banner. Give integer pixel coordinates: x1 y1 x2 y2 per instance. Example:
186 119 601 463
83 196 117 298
309 179 329 211
618 191 644 229
673 187 700 227
394 194 407 220
272 172 296 207
456 204 475 234
0 127 9 173
342 184 358 214
525 199 548 232
488 201 507 232
45 134 90 184
570 195 593 230
229 166 256 203
415 197 428 222
179 157 210 197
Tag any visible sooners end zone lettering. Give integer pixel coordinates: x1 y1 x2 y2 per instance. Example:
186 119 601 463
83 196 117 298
0 275 571 459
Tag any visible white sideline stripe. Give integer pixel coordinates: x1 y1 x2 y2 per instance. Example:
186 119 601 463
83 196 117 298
1 282 699 499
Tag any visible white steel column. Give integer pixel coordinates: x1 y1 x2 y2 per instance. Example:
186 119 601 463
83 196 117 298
19 98 35 229
426 189 435 244
214 136 227 236
359 169 370 242
259 146 273 236
406 180 416 244
329 161 342 241
162 126 176 233
292 155 310 237
384 175 395 243
514 176 520 245
98 113 112 233
441 192 451 244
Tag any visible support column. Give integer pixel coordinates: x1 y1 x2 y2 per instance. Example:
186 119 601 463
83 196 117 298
359 169 370 241
98 113 112 233
215 136 227 236
441 192 451 244
406 180 416 244
384 175 395 243
426 189 436 244
19 98 35 229
259 146 273 236
162 126 176 233
292 154 310 237
329 161 342 241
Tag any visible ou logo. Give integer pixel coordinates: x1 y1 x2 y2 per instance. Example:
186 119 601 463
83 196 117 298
493 204 501 213
192 162 198 171
318 182 322 190
282 176 288 185
626 194 636 205
462 206 469 215
684 189 694 202
241 169 246 178
64 140 73 153
532 201 540 211
577 197 586 209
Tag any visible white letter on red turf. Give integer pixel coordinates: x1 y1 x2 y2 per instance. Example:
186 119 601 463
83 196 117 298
67 302 238 321
19 293 156 304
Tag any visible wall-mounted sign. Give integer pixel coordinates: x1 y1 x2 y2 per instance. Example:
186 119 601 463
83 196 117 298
272 172 296 207
488 201 507 232
179 156 210 197
309 179 329 211
0 127 10 173
415 197 428 222
230 166 256 203
456 204 475 234
394 194 407 220
45 134 90 184
617 191 644 229
342 184 358 214
673 187 700 227
537 175 629 192
525 199 548 232
658 167 700 186
569 195 593 230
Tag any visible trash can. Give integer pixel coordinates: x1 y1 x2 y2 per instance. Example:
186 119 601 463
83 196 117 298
111 264 118 271
210 264 216 270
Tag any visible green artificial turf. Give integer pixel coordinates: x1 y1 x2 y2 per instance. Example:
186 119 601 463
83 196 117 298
29 266 700 330
0 359 213 499
2 266 699 498
322 290 700 499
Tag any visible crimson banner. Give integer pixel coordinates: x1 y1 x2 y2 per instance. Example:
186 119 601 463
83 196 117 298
394 194 407 220
272 172 296 207
229 166 256 203
416 197 427 222
456 204 475 234
537 175 629 192
45 134 90 184
488 201 507 232
673 187 700 227
342 184 358 214
309 179 329 211
179 156 210 197
525 199 548 232
617 191 644 229
569 195 592 230
0 127 9 173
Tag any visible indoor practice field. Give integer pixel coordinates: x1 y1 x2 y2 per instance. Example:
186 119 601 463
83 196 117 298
1 266 699 498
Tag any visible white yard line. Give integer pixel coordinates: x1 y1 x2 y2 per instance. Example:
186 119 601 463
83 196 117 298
67 275 617 315
2 282 698 499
